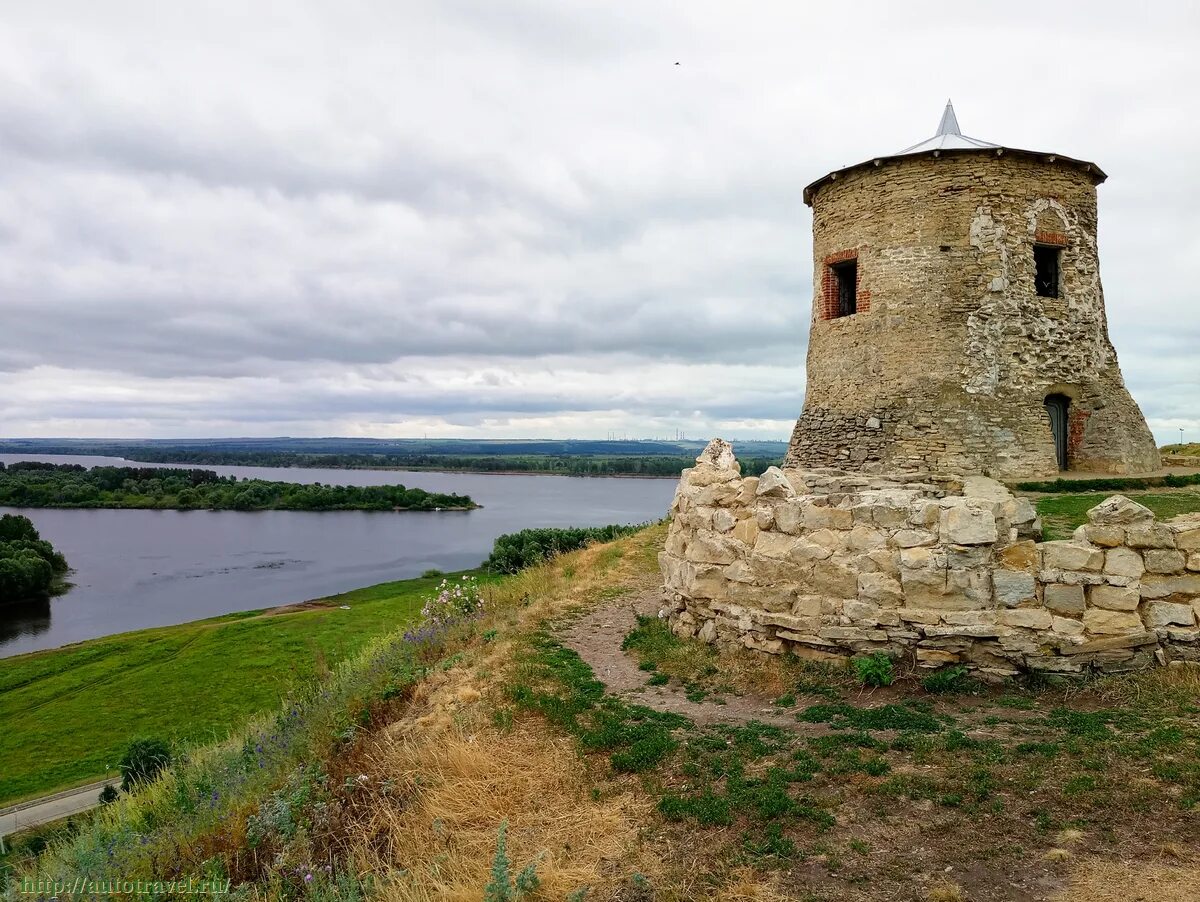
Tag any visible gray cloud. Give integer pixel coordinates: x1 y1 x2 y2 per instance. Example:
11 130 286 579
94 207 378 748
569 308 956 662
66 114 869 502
0 1 1197 444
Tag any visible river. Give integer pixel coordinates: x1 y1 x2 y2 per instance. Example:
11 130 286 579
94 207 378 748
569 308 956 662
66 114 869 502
0 454 679 658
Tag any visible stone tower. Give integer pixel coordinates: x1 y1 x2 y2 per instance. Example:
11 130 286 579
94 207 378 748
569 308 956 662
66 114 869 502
785 102 1159 480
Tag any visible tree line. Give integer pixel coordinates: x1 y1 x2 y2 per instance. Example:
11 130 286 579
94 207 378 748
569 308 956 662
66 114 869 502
0 462 475 512
0 513 69 603
7 450 780 478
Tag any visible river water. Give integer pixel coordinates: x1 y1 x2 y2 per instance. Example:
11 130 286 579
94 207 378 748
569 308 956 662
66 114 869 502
0 454 678 658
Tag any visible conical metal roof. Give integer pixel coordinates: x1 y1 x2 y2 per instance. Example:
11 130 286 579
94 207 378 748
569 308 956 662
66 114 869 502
894 100 1000 155
802 101 1106 206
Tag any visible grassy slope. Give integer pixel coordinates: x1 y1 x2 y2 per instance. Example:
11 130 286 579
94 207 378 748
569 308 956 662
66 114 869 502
1035 490 1200 540
0 573 453 805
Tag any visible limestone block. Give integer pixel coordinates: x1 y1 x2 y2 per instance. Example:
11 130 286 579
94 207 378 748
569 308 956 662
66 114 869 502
1087 495 1155 526
1043 584 1086 616
756 467 795 499
999 608 1053 630
910 501 941 529
1144 549 1186 574
803 504 853 530
697 619 717 644
1140 573 1200 600
848 524 887 551
696 438 738 472
894 528 937 548
873 504 909 529
941 610 997 626
1104 547 1146 579
916 648 962 666
1142 602 1196 629
999 540 1039 572
724 581 795 613
754 505 775 530
1041 541 1104 573
1125 524 1177 550
843 600 882 624
865 548 900 576
993 570 1036 607
819 626 888 642
732 518 759 546
743 634 784 655
736 477 759 506
685 533 740 566
900 546 936 569
898 608 943 625
773 501 804 535
946 545 993 569
1189 553 1200 572
940 503 999 545
792 595 823 617
1082 608 1145 635
1061 632 1157 655
723 560 756 584
696 482 741 508
1176 525 1200 552
1088 585 1140 611
858 571 903 606
811 559 858 599
808 529 847 554
1052 616 1085 637
753 532 797 560
1005 497 1038 526
687 464 739 489
1084 525 1125 548
712 508 736 534
923 623 1011 638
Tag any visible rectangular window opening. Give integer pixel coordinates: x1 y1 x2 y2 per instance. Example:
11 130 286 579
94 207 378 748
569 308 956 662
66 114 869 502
831 259 857 317
1034 244 1061 298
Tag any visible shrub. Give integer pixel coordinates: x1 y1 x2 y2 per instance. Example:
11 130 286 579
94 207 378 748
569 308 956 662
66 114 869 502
922 665 970 694
483 821 541 902
98 784 119 805
484 524 641 574
419 576 483 628
852 654 894 688
118 737 173 791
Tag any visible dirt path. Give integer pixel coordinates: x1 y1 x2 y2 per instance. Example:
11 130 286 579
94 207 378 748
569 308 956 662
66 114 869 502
558 591 1052 741
559 591 815 730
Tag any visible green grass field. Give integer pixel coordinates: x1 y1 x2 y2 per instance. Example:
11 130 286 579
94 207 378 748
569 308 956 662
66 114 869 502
0 572 459 806
1035 490 1200 540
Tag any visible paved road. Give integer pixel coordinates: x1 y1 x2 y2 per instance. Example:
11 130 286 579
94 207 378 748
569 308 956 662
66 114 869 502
0 779 118 838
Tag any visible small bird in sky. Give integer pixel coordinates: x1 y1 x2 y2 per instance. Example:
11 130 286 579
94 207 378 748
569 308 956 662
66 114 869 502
674 61 680 65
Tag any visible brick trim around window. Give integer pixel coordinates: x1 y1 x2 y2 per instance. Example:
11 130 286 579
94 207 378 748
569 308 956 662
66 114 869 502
819 250 871 320
1034 230 1068 247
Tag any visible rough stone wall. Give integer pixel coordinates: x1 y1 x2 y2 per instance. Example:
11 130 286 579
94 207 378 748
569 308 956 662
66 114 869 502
663 442 1200 676
785 152 1158 479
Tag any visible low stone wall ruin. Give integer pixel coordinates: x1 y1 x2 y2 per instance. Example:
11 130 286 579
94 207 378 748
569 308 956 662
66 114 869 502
660 440 1200 677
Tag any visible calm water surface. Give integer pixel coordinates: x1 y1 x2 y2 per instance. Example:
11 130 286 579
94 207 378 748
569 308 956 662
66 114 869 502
0 454 677 658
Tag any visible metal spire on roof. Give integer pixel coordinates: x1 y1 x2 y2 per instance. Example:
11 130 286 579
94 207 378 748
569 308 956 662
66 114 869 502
937 99 961 136
894 101 998 155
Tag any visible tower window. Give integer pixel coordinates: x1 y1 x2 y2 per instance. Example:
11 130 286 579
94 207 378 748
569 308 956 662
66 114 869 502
1034 244 1061 298
831 259 857 317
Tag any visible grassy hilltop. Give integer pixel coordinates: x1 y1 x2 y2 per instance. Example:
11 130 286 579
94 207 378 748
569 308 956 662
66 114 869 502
5 497 1200 900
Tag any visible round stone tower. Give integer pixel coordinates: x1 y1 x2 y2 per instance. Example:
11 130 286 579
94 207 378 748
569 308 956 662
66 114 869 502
785 102 1159 480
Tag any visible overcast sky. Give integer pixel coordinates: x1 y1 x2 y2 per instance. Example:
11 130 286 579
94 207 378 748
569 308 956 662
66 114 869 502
1 1 1197 445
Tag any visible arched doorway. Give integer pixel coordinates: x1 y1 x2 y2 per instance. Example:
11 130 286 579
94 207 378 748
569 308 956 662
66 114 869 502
1044 394 1071 470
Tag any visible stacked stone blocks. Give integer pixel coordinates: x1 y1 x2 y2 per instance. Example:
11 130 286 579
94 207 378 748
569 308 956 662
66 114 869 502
662 441 1200 676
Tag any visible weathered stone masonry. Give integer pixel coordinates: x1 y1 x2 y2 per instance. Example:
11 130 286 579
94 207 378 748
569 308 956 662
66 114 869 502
785 121 1159 479
662 442 1200 676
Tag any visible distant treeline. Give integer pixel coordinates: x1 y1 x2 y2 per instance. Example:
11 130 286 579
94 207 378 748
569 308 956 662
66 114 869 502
0 439 787 479
0 462 475 512
0 513 69 604
484 523 644 574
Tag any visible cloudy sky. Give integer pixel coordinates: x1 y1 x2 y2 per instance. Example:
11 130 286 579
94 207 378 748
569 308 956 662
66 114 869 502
1 1 1197 444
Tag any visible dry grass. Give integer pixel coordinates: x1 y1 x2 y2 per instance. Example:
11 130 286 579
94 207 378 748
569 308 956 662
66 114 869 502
356 720 654 902
1052 858 1200 902
925 879 966 902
